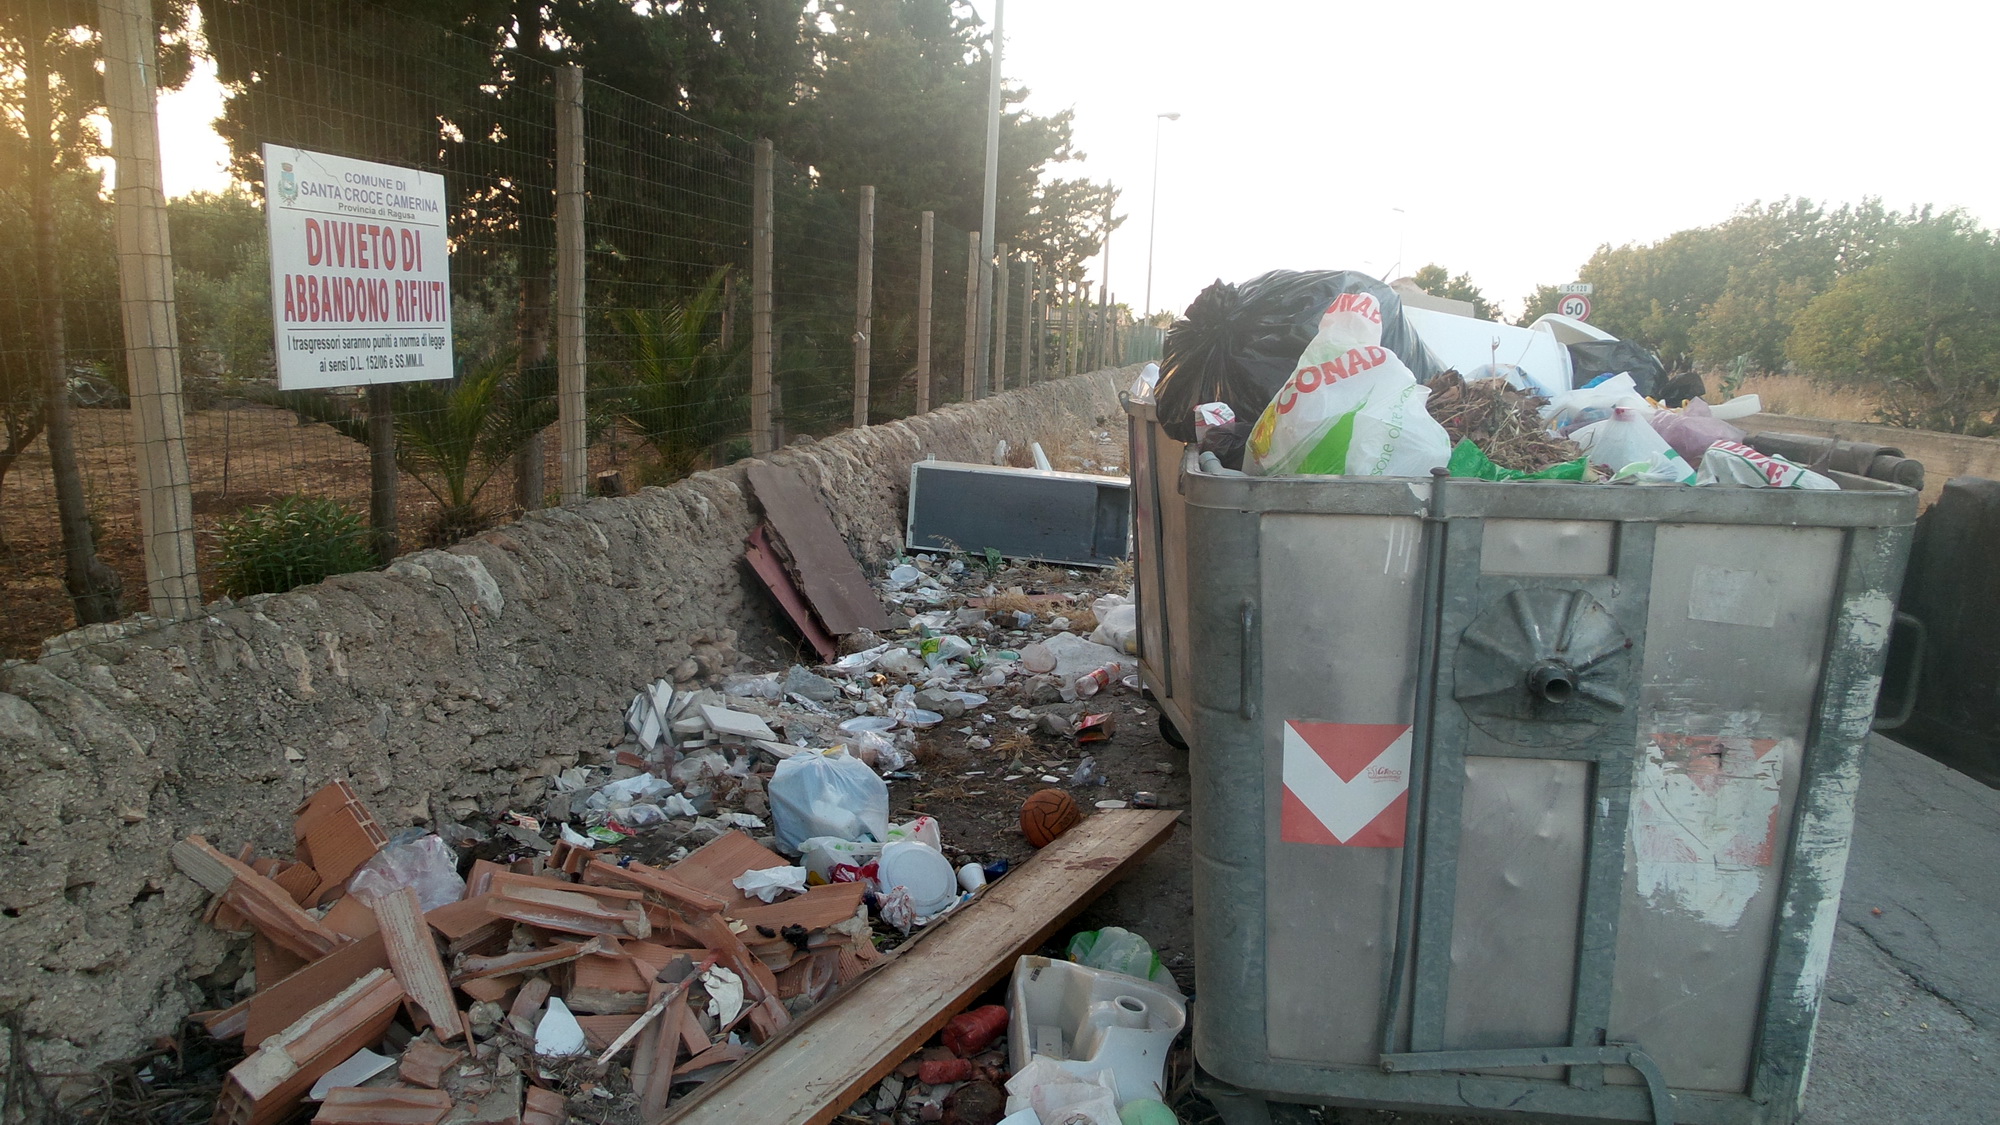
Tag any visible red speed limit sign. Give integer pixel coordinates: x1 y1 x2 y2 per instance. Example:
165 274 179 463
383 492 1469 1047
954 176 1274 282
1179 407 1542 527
1558 294 1592 320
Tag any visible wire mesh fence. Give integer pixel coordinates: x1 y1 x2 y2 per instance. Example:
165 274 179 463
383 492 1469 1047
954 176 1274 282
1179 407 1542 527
0 0 1098 660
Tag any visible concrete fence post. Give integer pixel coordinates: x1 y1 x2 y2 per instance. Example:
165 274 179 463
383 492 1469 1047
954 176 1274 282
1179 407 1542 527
916 211 933 415
555 64 587 505
853 186 874 429
751 140 775 455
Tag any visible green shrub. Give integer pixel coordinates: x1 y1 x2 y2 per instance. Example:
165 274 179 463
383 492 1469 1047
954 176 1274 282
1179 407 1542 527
214 495 377 598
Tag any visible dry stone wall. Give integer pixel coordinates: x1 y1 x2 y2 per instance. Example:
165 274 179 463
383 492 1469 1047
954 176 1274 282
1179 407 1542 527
0 371 1124 1074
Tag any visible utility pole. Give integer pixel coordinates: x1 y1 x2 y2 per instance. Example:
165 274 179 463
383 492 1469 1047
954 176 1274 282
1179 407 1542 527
1144 112 1179 320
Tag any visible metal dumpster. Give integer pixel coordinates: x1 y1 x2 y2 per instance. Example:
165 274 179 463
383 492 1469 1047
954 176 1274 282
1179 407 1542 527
1136 412 1917 1124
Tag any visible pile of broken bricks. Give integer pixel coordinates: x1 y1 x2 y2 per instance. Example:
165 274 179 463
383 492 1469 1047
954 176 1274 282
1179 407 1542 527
173 780 880 1124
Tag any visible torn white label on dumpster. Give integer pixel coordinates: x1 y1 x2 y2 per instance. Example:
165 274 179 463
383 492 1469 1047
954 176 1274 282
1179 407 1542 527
1279 722 1410 847
1631 731 1785 928
1688 564 1780 628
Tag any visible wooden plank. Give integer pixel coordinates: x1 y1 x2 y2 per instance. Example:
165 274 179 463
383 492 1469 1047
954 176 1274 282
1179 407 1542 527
744 526 838 664
744 463 897 635
659 809 1180 1125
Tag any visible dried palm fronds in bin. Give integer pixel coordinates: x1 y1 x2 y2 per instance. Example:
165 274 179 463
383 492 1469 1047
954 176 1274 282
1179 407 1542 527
1424 370 1585 475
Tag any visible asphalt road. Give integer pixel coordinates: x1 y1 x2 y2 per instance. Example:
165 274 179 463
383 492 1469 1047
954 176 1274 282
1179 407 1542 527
1798 734 2000 1123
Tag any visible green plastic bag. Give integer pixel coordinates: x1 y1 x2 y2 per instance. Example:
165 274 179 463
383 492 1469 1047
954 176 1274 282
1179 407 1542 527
1067 926 1171 985
1447 438 1587 482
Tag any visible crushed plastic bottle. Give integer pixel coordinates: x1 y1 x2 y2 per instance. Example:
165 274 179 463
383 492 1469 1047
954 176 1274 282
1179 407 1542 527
1073 662 1125 698
1070 755 1107 788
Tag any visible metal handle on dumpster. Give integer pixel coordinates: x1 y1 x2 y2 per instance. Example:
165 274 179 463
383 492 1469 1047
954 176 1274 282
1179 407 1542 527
1238 599 1259 721
1381 1044 1675 1125
1872 611 1927 732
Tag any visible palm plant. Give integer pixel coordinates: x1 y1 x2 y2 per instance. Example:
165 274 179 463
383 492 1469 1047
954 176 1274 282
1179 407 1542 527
604 269 747 482
394 349 556 542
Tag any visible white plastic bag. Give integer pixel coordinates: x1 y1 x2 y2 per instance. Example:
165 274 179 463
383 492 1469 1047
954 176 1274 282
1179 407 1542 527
1697 440 1839 490
1246 292 1450 477
1088 603 1138 655
1543 373 1649 436
348 834 465 913
1571 406 1694 483
732 865 809 903
768 747 890 852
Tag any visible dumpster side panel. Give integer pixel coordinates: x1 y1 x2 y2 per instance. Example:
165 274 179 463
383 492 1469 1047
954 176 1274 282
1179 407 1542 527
1609 523 1842 1092
1259 513 1425 1066
1444 756 1588 1060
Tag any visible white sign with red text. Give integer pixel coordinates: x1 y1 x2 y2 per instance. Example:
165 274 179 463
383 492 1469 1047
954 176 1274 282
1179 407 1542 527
263 144 453 389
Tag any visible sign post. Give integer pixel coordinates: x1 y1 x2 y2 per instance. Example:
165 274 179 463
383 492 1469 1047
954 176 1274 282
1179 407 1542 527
262 145 453 390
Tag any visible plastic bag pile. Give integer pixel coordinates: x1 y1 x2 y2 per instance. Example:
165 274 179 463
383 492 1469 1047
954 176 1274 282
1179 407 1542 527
1156 269 1840 490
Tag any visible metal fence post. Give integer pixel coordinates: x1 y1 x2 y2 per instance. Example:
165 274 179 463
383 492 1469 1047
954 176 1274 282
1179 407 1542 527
991 246 1009 395
555 64 587 505
99 0 200 619
961 231 979 401
853 186 874 429
751 139 775 455
916 211 933 414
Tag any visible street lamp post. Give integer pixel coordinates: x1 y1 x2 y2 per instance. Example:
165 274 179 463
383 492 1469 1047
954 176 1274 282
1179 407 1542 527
1143 112 1179 321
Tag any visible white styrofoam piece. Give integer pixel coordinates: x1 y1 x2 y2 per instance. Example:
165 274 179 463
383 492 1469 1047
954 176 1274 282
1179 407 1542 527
1007 955 1186 1106
700 703 778 742
308 1047 395 1100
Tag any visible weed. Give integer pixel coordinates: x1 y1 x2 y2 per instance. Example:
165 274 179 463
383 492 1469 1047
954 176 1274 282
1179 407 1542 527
213 494 376 597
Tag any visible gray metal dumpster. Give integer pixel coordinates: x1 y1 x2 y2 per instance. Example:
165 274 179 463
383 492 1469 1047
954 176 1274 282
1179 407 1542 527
1134 410 1917 1125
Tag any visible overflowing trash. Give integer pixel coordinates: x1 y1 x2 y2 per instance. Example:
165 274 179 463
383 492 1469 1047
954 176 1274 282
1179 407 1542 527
1158 268 1857 491
163 508 1190 1123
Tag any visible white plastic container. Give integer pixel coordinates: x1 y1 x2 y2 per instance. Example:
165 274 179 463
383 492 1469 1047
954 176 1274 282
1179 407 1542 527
1008 955 1187 1105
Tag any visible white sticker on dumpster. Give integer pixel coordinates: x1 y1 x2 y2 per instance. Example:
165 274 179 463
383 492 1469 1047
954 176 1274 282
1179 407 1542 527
1280 721 1411 847
1631 732 1785 928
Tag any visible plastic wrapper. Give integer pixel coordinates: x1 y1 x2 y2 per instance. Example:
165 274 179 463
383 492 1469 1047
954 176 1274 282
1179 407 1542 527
1697 441 1839 490
349 834 465 912
1067 926 1172 985
768 746 891 852
1245 290 1451 477
1571 407 1695 482
731 865 809 903
1543 373 1649 436
1155 269 1444 442
1125 361 1160 404
1649 398 1746 462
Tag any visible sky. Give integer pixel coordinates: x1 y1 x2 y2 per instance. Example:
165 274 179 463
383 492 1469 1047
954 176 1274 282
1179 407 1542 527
155 0 2000 321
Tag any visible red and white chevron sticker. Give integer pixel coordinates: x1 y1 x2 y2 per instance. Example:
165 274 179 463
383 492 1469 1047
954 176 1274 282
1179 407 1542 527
1279 721 1412 847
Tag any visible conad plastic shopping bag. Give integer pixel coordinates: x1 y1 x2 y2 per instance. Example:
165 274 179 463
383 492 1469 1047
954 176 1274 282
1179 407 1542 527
1245 292 1451 477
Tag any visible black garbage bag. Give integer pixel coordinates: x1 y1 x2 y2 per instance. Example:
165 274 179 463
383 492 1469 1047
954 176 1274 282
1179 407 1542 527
1155 270 1445 443
1198 418 1251 471
1566 338 1667 397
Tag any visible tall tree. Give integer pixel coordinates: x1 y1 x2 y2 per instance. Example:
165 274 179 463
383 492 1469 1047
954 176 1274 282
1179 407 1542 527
1410 263 1495 320
1787 216 2000 435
